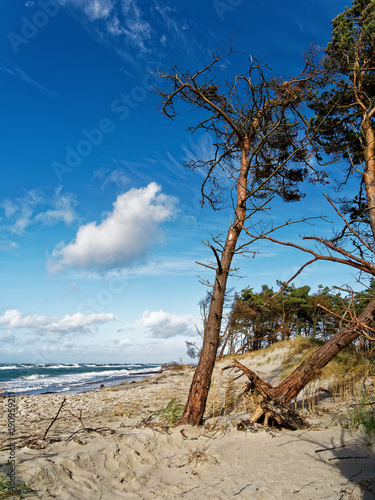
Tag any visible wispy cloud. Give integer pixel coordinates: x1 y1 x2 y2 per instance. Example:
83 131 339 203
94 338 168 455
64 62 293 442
58 0 114 20
59 0 152 56
47 182 178 273
112 158 156 184
117 0 152 53
1 188 78 236
152 2 192 55
0 63 60 99
56 0 200 64
111 337 133 347
0 332 17 344
0 239 18 251
93 167 130 189
106 256 202 278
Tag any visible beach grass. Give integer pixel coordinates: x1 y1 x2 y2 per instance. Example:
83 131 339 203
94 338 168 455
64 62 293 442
0 466 36 499
264 336 375 380
154 398 184 425
205 337 375 421
348 391 375 444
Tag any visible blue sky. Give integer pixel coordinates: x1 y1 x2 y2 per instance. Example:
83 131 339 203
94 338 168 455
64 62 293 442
0 0 354 364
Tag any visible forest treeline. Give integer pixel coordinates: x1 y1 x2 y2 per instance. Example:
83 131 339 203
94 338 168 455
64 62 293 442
188 281 375 360
221 281 375 356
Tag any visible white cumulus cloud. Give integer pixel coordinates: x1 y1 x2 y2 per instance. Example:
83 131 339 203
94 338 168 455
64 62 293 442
135 310 197 339
47 183 177 273
0 309 117 337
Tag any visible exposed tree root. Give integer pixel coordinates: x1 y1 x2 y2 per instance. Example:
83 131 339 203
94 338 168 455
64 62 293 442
222 359 307 430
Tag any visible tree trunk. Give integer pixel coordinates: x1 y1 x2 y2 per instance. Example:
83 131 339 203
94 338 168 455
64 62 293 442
363 116 375 241
269 295 375 404
178 255 231 425
179 138 250 425
225 296 375 427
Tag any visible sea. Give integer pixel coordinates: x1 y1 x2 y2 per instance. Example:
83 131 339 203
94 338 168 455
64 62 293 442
0 363 161 396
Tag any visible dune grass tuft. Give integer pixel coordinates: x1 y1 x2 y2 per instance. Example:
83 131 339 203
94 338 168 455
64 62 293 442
0 466 36 499
348 392 375 444
154 399 184 425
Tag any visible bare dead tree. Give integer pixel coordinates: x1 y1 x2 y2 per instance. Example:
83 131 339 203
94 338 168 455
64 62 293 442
153 49 323 425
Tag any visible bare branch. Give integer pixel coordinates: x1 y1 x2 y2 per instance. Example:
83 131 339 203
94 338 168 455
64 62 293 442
43 397 67 439
323 192 375 254
195 261 217 272
261 258 319 309
203 241 223 274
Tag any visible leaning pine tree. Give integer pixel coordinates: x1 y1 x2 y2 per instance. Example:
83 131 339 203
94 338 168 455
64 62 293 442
223 0 375 428
154 51 324 425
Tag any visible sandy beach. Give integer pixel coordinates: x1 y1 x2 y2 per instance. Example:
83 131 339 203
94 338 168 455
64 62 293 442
1 347 374 500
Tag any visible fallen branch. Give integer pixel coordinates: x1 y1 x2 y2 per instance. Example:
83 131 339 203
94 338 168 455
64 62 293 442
293 481 315 494
234 484 252 496
222 359 307 429
315 387 333 396
43 396 67 439
350 401 375 406
315 444 347 453
68 409 87 431
328 455 369 461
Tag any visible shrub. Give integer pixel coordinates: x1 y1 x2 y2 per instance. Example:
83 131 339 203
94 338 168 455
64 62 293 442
160 361 193 372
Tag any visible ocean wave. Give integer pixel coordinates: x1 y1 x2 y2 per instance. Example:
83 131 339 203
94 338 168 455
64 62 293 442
4 365 161 395
101 364 134 368
20 374 49 380
49 364 81 369
132 366 161 374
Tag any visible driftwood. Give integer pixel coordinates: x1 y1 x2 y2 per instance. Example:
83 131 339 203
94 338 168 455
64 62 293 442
222 359 307 430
